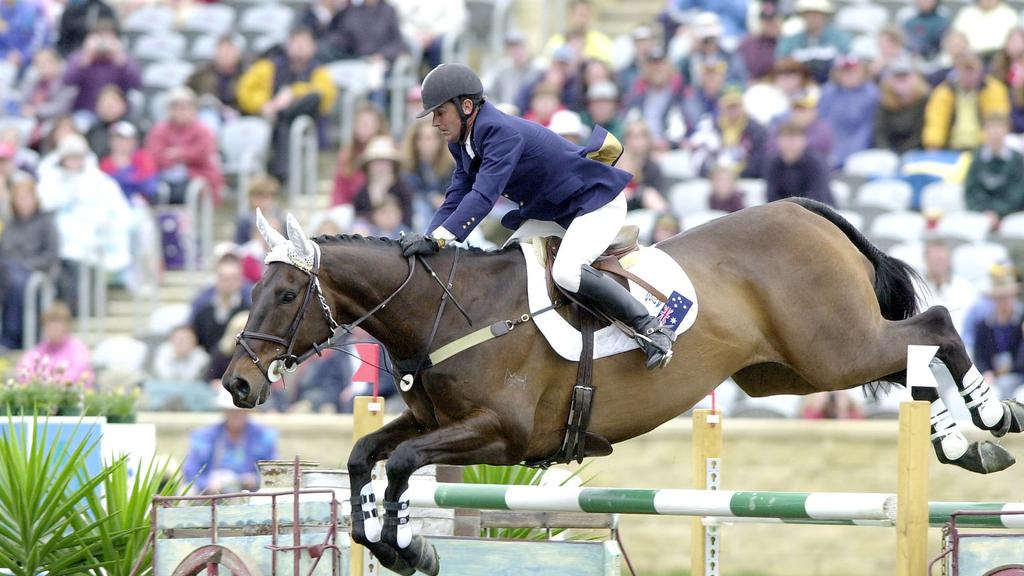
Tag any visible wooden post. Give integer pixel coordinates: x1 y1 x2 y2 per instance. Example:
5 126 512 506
351 396 385 576
897 401 929 576
691 409 722 576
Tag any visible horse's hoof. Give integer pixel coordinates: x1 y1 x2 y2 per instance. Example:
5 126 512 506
368 542 416 576
945 441 1016 474
397 535 440 576
993 400 1024 438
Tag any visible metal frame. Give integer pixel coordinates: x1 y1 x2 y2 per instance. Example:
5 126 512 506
929 510 1024 575
288 116 318 222
22 271 55 349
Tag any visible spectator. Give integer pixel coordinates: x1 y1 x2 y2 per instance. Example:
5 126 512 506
36 134 133 293
874 57 929 153
971 262 1024 398
0 0 49 71
577 58 616 112
323 0 406 65
679 12 747 87
818 54 878 170
543 0 614 66
332 102 388 206
951 0 1018 58
364 194 409 238
768 90 833 166
872 26 908 79
400 120 453 225
190 253 252 357
739 1 783 81
712 85 767 178
515 48 581 114
300 0 347 40
683 58 728 130
923 52 1010 151
55 0 116 57
152 325 209 383
63 19 140 116
926 29 971 86
964 113 1024 226
38 114 78 157
146 87 223 203
775 0 850 84
904 0 950 61
743 58 816 127
234 175 283 246
237 26 337 184
623 47 686 150
919 235 976 335
707 161 744 212
392 0 466 70
523 83 565 127
801 390 864 419
100 121 158 202
765 118 834 205
661 0 747 41
652 213 680 243
617 25 656 99
186 34 246 125
17 301 92 384
16 48 76 137
482 31 533 107
84 84 128 157
0 172 58 348
617 119 668 213
182 388 277 494
581 80 623 140
989 28 1024 133
353 136 414 229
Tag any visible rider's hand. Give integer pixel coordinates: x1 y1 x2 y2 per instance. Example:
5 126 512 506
399 233 442 257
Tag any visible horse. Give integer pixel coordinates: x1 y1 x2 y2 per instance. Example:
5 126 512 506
222 199 1024 576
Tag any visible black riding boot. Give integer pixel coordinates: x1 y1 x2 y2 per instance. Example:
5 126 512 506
576 265 676 369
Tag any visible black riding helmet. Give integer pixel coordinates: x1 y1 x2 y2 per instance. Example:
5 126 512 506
417 63 484 142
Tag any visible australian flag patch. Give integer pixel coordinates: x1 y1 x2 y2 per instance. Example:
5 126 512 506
656 291 693 329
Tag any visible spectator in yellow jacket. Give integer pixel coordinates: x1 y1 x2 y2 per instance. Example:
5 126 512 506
923 52 1010 150
237 26 337 182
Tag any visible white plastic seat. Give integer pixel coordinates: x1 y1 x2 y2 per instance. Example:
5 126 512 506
830 180 852 209
656 149 697 181
251 34 287 55
870 211 927 244
240 4 294 36
888 241 926 274
191 33 246 61
920 181 966 214
668 179 711 218
682 210 728 231
133 32 187 61
954 243 1010 288
123 5 176 33
843 149 900 179
998 211 1024 239
142 60 195 90
855 179 913 212
836 210 864 231
220 116 272 171
92 336 149 373
182 4 235 36
937 211 992 243
325 59 375 93
737 179 767 207
835 5 889 35
146 303 192 337
623 209 659 243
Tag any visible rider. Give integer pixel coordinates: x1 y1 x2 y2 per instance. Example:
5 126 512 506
398 63 676 369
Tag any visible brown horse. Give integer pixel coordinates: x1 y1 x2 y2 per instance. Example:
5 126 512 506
223 199 1024 576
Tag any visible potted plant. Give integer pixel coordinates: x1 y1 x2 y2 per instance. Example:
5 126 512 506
84 386 140 423
1 358 86 416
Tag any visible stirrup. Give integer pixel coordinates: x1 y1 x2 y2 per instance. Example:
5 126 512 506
636 326 675 370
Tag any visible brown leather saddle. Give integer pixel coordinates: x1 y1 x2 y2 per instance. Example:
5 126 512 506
524 225 668 468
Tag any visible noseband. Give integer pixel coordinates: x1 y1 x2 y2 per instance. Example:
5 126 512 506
234 245 421 384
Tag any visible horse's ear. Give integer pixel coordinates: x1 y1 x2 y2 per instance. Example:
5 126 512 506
256 208 286 249
285 213 315 259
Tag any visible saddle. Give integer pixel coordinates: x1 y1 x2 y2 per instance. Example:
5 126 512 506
525 225 666 468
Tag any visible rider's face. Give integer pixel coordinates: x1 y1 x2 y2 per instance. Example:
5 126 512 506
432 100 471 144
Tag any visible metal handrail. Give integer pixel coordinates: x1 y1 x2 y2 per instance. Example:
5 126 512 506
76 260 92 336
288 115 318 220
22 271 55 349
389 54 414 138
184 177 213 276
131 206 162 337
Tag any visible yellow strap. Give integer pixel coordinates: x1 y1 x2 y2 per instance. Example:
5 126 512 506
428 324 501 366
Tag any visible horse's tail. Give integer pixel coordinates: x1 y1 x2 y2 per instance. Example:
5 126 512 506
785 198 922 321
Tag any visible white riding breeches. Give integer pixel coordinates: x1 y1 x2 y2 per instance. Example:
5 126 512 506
550 192 628 293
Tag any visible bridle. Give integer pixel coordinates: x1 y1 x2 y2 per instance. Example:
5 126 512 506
234 243 419 384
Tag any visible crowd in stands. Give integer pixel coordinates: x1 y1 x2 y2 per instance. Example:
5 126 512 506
8 0 1024 423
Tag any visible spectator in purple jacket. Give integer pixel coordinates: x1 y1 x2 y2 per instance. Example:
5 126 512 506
62 20 140 116
739 2 783 81
817 54 879 169
766 118 834 205
767 89 833 166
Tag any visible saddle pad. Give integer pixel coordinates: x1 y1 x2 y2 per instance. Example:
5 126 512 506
520 240 699 362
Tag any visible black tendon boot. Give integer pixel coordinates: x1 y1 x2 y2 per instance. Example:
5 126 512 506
576 265 676 369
